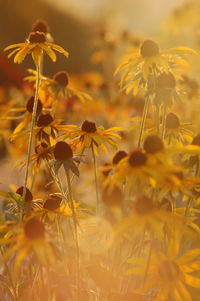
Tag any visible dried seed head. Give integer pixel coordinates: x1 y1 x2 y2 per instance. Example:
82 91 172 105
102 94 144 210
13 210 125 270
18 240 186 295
81 120 97 133
166 112 180 129
143 135 164 154
112 150 128 165
16 186 33 202
37 114 53 127
32 19 50 34
53 71 69 87
43 195 62 211
140 40 159 57
54 141 73 161
129 149 147 167
24 218 45 239
134 195 154 215
192 134 200 146
28 31 46 43
26 96 43 113
157 72 176 89
102 186 123 207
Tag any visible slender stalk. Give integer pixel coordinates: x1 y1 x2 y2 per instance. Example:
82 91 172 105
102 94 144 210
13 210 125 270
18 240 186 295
22 62 41 220
91 143 100 215
155 104 160 136
161 103 167 139
65 169 80 301
137 96 150 147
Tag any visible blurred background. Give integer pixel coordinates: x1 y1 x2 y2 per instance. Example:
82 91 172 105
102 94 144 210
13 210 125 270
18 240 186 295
0 0 184 84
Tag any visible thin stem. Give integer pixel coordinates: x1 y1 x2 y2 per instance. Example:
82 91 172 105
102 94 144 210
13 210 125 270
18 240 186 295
137 96 150 147
22 62 41 220
91 144 100 215
161 103 167 139
65 169 80 301
155 104 160 136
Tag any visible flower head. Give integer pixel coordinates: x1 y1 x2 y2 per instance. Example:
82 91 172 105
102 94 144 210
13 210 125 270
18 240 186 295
4 31 68 65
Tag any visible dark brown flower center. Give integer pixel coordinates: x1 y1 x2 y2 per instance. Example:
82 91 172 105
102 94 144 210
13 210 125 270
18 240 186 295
157 72 176 89
28 31 46 43
129 150 147 167
140 40 159 57
143 135 164 154
134 195 154 215
53 71 69 87
54 141 73 161
102 186 123 207
37 114 53 127
24 218 45 239
192 134 200 146
166 113 180 129
158 261 180 282
43 195 62 211
112 150 128 165
32 19 50 34
26 96 43 113
16 186 33 202
81 120 97 133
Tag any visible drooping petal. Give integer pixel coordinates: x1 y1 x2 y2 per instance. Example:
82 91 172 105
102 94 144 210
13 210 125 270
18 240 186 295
42 44 57 62
48 43 69 58
32 46 43 66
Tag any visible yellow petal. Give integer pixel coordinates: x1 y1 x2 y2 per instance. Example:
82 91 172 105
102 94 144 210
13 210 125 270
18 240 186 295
42 44 57 62
49 43 69 57
32 46 43 66
14 45 30 64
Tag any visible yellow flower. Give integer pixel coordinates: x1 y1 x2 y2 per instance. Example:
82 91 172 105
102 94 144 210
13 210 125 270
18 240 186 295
115 39 196 95
2 218 54 269
4 31 68 65
62 120 122 156
25 70 92 104
128 234 200 301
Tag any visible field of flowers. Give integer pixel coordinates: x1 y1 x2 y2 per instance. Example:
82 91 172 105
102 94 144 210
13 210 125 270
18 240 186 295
0 2 200 300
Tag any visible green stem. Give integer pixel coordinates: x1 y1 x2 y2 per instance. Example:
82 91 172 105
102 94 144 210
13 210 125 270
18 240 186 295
65 169 80 301
22 62 41 220
91 143 100 215
137 96 150 147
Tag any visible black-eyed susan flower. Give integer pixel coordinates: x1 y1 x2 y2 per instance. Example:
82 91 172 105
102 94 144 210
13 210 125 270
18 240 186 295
4 31 68 66
53 141 80 177
164 112 193 145
25 70 92 106
128 234 200 301
115 39 196 95
62 120 122 156
2 217 54 269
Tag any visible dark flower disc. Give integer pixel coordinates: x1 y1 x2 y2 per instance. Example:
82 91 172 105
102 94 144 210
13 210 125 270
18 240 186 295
26 96 43 113
54 141 73 161
37 114 54 127
32 19 50 34
140 40 159 57
53 71 69 87
129 150 147 167
16 186 33 202
143 135 164 154
112 150 128 165
28 31 46 43
43 195 62 211
24 218 45 239
166 113 180 129
81 120 97 133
